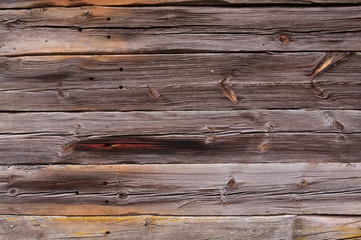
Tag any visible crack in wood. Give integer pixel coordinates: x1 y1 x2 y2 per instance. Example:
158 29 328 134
311 52 350 79
218 78 238 104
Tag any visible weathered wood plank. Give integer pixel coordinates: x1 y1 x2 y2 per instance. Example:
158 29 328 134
1 7 361 54
1 215 361 240
0 53 360 111
3 6 361 32
1 0 360 8
2 110 360 135
2 163 361 215
2 132 361 164
0 110 360 164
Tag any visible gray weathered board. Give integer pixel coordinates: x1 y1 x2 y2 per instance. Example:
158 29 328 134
1 0 361 239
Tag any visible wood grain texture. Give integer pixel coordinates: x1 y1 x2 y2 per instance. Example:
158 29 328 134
0 110 360 164
1 0 361 8
0 53 360 111
3 132 361 164
1 6 361 55
2 163 361 215
1 215 361 240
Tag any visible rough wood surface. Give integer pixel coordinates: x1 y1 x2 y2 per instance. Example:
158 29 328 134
0 110 360 164
2 7 361 55
0 53 360 111
2 110 360 135
1 215 361 240
2 163 361 215
1 0 361 238
1 0 360 8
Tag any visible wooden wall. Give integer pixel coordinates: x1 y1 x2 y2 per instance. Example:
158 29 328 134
1 0 361 239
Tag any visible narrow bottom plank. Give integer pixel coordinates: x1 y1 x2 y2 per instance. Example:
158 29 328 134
1 215 361 240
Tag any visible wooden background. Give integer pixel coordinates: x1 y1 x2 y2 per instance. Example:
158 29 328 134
1 0 361 239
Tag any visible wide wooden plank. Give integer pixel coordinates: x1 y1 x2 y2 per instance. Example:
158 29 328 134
2 7 361 54
3 6 361 32
1 215 361 240
1 0 360 8
2 163 361 215
0 53 360 111
2 132 361 164
2 110 360 135
0 110 360 164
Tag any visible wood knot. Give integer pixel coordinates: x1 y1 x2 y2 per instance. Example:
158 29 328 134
8 188 17 196
205 135 216 144
227 178 236 188
218 78 238 104
57 89 68 98
309 82 329 99
332 120 345 132
258 143 270 152
299 179 307 188
280 35 290 44
336 135 349 143
118 191 128 200
61 141 77 155
147 86 160 99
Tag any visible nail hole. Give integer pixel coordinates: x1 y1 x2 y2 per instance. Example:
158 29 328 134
105 231 110 235
104 200 110 204
119 67 123 72
89 77 94 81
75 191 79 195
103 181 108 185
45 40 48 42
118 85 124 89
78 27 82 32
107 17 111 21
107 35 111 39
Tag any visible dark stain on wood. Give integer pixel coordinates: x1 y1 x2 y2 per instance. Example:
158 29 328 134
75 136 208 153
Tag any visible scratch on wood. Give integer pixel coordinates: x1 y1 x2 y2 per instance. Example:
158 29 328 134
218 78 238 104
147 86 160 99
311 52 350 78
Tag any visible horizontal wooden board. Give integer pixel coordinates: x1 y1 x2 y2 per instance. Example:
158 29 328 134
0 53 360 111
1 0 361 9
0 110 360 164
1 215 361 240
2 163 361 215
3 6 361 32
2 7 361 54
2 132 361 164
2 110 360 135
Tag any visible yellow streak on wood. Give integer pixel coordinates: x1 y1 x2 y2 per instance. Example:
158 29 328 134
336 225 361 239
